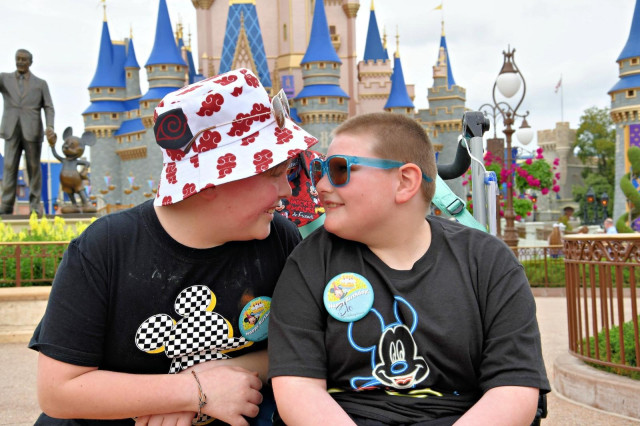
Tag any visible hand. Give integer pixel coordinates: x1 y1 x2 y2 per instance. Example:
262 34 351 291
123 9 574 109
46 127 57 146
191 366 263 426
134 412 195 426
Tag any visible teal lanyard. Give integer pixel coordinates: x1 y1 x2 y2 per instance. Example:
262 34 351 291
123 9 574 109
432 175 487 232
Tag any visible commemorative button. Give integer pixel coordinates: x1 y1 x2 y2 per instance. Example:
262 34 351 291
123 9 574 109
323 273 374 322
239 296 271 342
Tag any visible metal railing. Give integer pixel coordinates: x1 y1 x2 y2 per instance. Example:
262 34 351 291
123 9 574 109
0 241 69 287
564 234 640 376
510 245 566 287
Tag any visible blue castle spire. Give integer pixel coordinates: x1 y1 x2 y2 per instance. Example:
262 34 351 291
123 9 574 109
146 0 186 66
124 38 140 69
439 22 456 89
384 41 413 110
89 20 125 88
618 0 640 61
363 1 386 62
301 0 341 64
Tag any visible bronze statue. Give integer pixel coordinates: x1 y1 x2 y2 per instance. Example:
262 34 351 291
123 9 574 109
48 127 97 214
0 49 55 215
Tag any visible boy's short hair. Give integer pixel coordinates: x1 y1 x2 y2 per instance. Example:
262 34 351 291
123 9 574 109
332 113 436 204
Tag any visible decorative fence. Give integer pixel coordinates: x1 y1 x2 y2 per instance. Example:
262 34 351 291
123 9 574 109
564 234 640 378
0 241 68 287
510 245 566 287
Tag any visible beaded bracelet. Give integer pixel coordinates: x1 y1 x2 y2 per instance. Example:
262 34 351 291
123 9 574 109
191 370 208 422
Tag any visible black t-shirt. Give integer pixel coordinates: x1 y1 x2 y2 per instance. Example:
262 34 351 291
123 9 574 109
268 216 550 424
29 200 301 425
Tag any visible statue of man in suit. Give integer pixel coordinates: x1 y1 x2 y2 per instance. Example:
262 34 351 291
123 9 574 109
0 49 55 215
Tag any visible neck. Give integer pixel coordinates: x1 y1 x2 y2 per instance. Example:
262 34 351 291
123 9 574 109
155 197 227 249
367 216 431 270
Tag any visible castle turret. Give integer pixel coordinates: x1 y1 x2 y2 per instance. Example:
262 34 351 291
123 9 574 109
609 0 640 220
295 0 349 152
116 35 145 146
356 0 392 115
219 1 271 90
384 41 414 116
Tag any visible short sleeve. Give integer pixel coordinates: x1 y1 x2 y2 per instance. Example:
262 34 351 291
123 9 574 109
29 226 110 367
268 255 328 380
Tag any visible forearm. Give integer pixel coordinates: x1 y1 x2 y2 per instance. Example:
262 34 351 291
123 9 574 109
454 386 539 426
38 354 196 420
272 376 355 425
192 349 268 383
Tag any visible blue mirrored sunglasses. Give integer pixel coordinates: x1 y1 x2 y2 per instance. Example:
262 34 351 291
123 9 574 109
310 155 433 188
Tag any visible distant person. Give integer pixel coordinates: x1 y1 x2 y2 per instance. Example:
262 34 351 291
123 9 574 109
29 68 318 425
0 49 55 215
604 218 618 234
268 112 549 425
558 206 588 234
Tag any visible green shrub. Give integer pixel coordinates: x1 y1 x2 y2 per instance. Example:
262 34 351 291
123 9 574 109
584 316 640 380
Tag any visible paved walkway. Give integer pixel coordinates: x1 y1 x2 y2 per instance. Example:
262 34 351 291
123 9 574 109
0 297 638 425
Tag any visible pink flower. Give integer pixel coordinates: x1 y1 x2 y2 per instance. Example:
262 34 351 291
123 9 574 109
555 173 561 179
526 212 532 216
534 179 540 186
553 158 560 166
537 147 543 154
526 158 533 165
552 185 560 193
541 187 549 195
507 181 513 188
516 215 522 221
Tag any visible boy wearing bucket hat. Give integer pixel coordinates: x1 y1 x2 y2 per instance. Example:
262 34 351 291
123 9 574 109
29 68 317 425
268 113 549 425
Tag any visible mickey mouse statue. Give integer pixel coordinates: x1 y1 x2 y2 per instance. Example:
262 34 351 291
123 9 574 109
48 127 97 214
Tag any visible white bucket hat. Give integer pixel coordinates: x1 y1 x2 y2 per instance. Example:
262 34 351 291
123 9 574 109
153 68 318 206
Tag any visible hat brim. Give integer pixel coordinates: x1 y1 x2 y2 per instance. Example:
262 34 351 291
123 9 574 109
154 117 318 206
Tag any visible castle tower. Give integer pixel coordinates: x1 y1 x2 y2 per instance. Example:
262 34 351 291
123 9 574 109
415 20 466 196
356 0 392 115
294 0 349 152
124 35 141 99
609 0 640 221
219 1 271 91
384 35 414 116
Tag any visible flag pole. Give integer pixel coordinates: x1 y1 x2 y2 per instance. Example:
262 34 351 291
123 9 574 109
560 73 564 122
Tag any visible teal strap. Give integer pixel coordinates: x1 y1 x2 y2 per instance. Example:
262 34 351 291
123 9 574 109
298 214 326 238
432 175 487 232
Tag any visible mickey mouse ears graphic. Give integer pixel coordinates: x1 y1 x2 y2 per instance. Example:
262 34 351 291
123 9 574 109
152 68 318 206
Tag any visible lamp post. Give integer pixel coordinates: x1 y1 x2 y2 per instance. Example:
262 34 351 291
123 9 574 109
585 187 596 225
480 46 532 247
601 192 609 220
531 191 538 222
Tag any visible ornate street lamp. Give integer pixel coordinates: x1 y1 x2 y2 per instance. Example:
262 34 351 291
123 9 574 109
585 187 596 225
601 192 609 220
480 46 531 247
531 191 538 222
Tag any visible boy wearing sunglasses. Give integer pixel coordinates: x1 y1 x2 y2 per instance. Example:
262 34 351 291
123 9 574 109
268 112 549 425
29 69 318 425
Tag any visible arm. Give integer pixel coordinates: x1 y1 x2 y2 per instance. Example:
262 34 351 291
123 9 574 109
453 386 539 426
189 349 268 384
41 80 54 130
272 376 355 425
38 353 263 425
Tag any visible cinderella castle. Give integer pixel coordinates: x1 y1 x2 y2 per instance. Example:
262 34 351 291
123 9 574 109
85 0 467 206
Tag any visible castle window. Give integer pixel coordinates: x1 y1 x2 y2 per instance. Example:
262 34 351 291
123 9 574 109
611 93 616 102
305 64 310 70
302 99 308 106
283 24 287 41
92 113 99 120
127 135 131 142
176 66 182 72
136 134 141 141
148 66 154 72
329 25 336 35
319 63 326 69
627 90 636 98
111 113 118 119
95 88 102 94
338 98 344 105
319 97 327 104
632 58 639 65
108 88 115 93
332 63 338 69
161 65 167 71
143 102 149 108
127 71 132 78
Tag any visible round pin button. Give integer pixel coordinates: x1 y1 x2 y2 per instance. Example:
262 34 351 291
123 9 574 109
323 273 374 322
239 296 271 342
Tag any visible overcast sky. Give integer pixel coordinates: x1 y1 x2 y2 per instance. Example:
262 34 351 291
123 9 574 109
0 0 635 160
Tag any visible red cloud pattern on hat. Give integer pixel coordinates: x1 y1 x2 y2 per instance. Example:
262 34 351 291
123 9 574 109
254 149 274 173
217 153 237 178
241 131 259 146
176 84 203 96
213 75 238 86
166 149 185 162
240 69 259 88
183 183 196 199
227 103 270 137
195 130 221 153
166 163 178 184
275 127 294 144
196 93 224 117
190 155 199 168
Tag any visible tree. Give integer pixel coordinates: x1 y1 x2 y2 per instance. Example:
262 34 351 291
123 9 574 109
575 106 616 183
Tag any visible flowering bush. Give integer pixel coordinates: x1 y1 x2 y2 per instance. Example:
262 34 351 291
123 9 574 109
462 147 560 219
0 213 95 287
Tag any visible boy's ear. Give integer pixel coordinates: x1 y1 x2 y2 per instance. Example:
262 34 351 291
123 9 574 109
395 164 424 204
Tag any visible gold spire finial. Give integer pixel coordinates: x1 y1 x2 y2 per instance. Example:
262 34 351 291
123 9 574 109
382 26 387 49
130 24 133 39
101 0 107 22
370 0 375 11
395 26 400 58
441 20 445 37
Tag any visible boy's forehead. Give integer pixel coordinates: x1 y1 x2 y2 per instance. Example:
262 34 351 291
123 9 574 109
329 132 376 155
